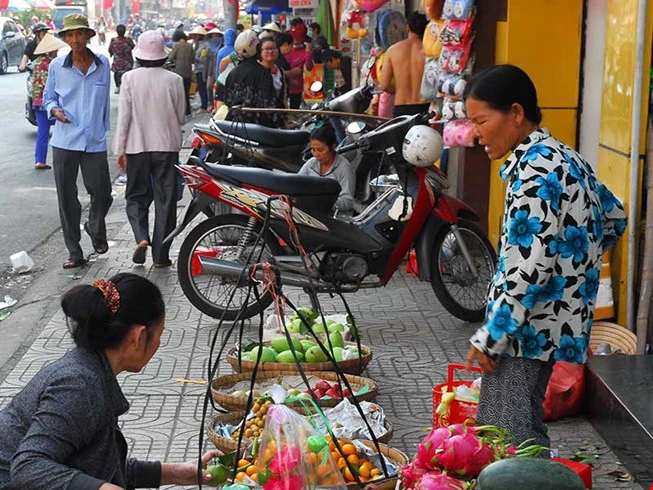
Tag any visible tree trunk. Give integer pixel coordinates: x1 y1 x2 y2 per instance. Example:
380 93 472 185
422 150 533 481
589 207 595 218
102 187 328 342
635 116 653 354
223 0 237 30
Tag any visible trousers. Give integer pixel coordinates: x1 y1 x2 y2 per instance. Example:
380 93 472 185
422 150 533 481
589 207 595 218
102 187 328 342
34 109 54 164
52 148 113 261
125 152 178 264
475 356 554 452
195 71 208 110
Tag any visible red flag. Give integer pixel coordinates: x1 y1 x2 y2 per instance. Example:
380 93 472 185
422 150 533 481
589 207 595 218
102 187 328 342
131 0 140 14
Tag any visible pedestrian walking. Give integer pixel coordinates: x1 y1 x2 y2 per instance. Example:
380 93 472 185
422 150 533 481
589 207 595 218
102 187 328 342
44 13 55 31
189 25 208 113
114 31 186 268
168 29 194 116
224 30 282 127
285 19 313 109
205 25 223 110
216 27 236 74
108 24 135 94
463 64 627 450
30 33 67 170
43 14 113 269
0 273 222 489
18 22 49 72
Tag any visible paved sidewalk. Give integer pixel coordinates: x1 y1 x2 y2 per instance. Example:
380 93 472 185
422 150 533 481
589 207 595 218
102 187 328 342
0 176 642 489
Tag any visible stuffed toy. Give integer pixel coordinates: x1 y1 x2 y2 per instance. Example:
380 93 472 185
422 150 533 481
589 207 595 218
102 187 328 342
443 119 475 147
420 57 440 102
345 10 369 39
441 0 474 20
423 0 445 21
438 73 466 97
422 19 444 58
439 18 474 47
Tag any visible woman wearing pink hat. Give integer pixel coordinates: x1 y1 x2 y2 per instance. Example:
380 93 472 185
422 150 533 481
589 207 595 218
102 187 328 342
113 31 186 268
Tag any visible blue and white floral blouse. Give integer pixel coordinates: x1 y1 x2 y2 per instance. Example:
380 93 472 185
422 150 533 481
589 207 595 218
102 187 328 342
470 128 627 364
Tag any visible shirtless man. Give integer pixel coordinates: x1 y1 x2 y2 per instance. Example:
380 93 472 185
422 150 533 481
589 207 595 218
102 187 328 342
379 12 429 117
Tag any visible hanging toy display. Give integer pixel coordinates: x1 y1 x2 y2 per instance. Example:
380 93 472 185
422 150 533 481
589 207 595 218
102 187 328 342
344 9 369 39
441 0 474 20
352 0 391 14
422 19 445 58
375 9 407 48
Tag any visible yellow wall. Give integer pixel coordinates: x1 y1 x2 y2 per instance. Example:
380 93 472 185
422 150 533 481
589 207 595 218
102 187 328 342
595 0 653 325
487 0 584 247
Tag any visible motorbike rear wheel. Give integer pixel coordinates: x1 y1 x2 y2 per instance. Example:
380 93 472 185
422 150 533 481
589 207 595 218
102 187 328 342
178 214 281 320
429 221 497 322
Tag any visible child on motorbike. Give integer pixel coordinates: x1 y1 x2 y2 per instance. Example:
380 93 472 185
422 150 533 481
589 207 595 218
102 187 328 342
298 126 354 216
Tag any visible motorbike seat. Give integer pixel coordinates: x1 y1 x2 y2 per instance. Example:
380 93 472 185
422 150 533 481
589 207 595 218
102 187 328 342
200 161 341 198
213 121 310 148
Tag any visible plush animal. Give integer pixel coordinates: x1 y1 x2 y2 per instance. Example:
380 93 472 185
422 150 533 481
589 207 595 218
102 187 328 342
345 10 368 39
442 0 474 20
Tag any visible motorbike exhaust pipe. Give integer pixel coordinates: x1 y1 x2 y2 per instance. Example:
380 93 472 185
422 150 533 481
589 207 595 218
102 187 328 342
198 256 315 288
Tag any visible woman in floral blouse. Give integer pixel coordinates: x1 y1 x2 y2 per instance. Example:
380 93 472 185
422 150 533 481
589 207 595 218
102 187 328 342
31 33 65 170
464 65 626 450
108 24 135 94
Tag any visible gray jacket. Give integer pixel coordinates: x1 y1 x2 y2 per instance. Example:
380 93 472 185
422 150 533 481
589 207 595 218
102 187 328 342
298 154 355 213
0 348 161 490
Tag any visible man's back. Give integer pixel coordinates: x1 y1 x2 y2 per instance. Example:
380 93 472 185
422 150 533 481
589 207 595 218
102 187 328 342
385 36 425 106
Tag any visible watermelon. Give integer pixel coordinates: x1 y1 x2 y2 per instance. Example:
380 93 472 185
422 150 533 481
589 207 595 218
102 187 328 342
476 458 586 490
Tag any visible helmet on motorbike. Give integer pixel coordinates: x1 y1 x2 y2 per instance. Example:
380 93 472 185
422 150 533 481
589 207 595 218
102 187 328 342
32 22 50 34
402 125 444 168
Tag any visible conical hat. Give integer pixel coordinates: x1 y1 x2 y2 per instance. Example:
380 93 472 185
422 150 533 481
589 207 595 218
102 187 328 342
34 33 68 55
188 25 208 36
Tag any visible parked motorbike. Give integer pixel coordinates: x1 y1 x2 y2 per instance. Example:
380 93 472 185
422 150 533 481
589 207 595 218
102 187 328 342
167 112 497 323
25 62 36 127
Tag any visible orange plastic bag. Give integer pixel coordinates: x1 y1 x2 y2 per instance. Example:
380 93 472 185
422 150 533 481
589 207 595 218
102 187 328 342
543 361 586 421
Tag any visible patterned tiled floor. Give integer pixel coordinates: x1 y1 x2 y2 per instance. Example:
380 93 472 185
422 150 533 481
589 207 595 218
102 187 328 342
0 203 643 489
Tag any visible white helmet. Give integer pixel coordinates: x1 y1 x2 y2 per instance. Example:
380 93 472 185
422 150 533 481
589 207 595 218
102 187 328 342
402 125 444 168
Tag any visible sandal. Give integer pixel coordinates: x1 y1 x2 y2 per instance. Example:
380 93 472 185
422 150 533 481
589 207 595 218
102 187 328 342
153 260 173 269
63 258 86 269
132 242 148 264
84 222 109 255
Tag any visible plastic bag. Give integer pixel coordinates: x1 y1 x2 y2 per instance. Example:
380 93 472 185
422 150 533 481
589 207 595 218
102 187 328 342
257 405 347 489
543 361 586 421
420 57 440 102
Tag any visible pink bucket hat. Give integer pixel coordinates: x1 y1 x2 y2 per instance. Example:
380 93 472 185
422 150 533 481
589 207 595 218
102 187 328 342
133 31 168 61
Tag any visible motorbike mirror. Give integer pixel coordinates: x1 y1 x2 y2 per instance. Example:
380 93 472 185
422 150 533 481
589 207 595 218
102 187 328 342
347 121 366 135
310 81 323 94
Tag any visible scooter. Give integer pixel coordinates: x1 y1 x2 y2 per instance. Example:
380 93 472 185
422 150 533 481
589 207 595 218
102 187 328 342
167 113 496 323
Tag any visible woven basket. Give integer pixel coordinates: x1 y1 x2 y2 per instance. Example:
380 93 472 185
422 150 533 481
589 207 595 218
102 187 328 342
207 410 394 453
211 371 378 411
342 439 409 489
226 341 373 375
589 321 637 354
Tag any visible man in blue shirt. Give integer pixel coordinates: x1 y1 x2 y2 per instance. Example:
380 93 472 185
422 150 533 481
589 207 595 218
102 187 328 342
43 14 113 269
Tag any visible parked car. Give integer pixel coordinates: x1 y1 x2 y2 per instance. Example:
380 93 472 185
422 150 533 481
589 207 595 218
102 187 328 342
0 17 26 75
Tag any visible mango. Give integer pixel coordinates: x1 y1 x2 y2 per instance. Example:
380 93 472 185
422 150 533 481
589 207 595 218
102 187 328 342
270 337 303 353
305 346 328 363
311 321 327 334
332 346 344 362
276 350 304 363
249 346 277 363
328 332 344 348
287 318 304 333
327 322 345 333
300 339 317 352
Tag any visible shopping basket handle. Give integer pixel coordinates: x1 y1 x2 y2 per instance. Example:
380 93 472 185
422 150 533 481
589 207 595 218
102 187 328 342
447 363 482 392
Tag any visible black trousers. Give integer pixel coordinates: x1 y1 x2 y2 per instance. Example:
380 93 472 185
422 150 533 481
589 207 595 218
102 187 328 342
125 151 178 264
52 148 113 261
182 77 192 116
289 93 302 109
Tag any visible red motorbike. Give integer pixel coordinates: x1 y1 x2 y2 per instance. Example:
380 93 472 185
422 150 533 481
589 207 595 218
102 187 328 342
168 113 496 322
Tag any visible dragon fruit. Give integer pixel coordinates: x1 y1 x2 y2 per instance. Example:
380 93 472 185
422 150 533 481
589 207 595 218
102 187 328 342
400 460 433 488
416 427 451 468
437 432 496 478
416 471 467 490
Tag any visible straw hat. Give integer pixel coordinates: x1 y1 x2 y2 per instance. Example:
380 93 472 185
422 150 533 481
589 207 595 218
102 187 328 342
58 13 95 37
207 27 223 35
262 22 281 33
133 31 168 61
34 32 68 55
188 25 208 36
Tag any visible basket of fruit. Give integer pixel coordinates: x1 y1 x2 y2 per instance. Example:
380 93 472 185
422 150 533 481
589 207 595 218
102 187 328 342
268 307 354 341
207 406 394 453
226 338 373 375
328 437 409 488
211 371 378 411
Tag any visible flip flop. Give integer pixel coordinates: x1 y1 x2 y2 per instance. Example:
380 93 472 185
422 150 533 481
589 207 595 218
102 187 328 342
63 258 86 269
132 242 148 264
84 222 109 255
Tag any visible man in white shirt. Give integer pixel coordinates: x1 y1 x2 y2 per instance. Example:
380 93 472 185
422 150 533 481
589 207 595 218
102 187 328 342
114 31 186 268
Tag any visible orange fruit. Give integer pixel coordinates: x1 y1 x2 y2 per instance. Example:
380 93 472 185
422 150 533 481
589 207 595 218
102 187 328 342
250 472 258 482
237 459 250 469
235 471 247 482
358 462 372 478
337 457 347 470
246 465 257 476
370 468 382 477
341 443 357 456
331 450 340 461
346 454 360 466
343 467 355 482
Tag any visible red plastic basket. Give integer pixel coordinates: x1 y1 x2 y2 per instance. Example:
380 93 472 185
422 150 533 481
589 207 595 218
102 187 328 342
432 363 482 427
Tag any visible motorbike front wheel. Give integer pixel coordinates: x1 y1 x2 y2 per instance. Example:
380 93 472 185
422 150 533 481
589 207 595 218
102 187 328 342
178 214 281 320
430 221 497 322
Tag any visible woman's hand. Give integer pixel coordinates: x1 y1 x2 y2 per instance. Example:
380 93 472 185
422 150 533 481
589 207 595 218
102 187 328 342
160 449 223 485
117 155 127 172
466 346 497 374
